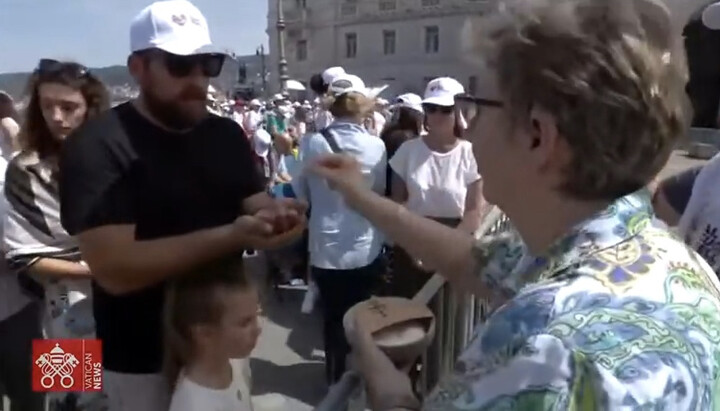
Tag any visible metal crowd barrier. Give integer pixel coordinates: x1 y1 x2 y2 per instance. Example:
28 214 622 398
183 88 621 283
314 207 512 411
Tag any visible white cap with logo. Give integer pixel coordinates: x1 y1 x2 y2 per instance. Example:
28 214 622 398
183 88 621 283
130 0 219 55
422 77 465 107
394 93 423 114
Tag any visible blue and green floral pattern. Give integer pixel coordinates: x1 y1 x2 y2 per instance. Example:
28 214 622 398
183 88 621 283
424 193 720 410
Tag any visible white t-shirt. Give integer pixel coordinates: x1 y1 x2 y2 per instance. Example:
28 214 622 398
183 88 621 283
390 138 480 218
169 358 253 411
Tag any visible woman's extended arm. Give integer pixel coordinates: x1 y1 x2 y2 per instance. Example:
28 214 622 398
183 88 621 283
344 184 484 291
457 179 485 234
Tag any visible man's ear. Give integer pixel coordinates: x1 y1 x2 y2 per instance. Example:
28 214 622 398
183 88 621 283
127 54 145 80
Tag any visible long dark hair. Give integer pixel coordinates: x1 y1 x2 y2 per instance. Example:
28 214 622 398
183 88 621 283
20 60 109 158
0 91 18 121
380 107 423 158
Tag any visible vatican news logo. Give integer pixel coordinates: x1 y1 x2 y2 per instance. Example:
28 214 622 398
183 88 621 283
32 339 103 392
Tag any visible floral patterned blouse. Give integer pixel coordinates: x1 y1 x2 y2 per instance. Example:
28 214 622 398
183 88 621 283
424 192 720 410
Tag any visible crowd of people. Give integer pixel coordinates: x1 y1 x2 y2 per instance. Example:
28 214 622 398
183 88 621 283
2 0 720 410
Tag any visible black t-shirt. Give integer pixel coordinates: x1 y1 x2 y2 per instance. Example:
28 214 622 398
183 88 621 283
59 102 264 373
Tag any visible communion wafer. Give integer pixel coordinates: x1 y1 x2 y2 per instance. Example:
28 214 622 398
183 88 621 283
373 321 426 348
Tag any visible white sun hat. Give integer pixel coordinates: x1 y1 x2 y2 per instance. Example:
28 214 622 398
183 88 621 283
422 77 465 106
321 66 346 85
130 0 222 55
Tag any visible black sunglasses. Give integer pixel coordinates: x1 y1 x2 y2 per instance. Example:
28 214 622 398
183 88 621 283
454 93 504 124
144 50 225 78
35 59 89 79
422 103 455 114
454 94 504 108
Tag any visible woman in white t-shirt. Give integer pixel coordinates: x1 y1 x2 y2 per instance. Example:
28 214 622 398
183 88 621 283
388 77 485 298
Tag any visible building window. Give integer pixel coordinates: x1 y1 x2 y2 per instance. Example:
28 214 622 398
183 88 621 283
422 0 440 6
383 30 396 55
341 1 358 16
379 0 397 11
345 33 357 58
296 40 307 61
425 26 439 53
468 76 477 95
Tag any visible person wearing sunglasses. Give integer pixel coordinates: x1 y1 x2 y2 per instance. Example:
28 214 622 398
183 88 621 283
57 1 305 411
2 58 109 411
387 77 486 301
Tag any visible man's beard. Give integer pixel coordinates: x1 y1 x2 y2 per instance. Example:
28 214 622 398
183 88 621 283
141 85 209 130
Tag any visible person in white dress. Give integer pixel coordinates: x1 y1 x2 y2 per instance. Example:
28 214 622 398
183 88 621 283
166 256 260 411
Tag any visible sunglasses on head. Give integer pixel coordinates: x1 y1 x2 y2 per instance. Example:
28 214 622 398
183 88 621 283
35 59 89 79
422 103 454 114
144 50 225 78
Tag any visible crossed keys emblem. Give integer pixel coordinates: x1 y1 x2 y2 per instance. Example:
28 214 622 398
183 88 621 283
35 343 79 389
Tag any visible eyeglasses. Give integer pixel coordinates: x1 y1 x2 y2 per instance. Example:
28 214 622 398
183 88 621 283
422 103 455 114
35 59 89 79
454 93 504 124
144 50 225 78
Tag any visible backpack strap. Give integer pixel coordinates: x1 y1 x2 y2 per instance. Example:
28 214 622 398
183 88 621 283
319 128 343 154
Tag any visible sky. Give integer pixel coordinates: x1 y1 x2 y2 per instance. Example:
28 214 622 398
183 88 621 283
0 0 269 73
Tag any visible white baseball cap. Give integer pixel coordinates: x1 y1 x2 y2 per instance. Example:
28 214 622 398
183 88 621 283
130 0 220 55
704 2 720 29
254 129 272 157
394 93 423 114
422 77 465 106
330 74 389 99
322 67 346 85
249 99 261 107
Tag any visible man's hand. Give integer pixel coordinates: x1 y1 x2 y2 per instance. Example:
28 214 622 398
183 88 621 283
232 199 308 249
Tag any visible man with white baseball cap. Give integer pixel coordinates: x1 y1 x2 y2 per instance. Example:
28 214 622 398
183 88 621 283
58 2 306 410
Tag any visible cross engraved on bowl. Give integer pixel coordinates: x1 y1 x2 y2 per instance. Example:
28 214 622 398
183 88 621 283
368 300 388 317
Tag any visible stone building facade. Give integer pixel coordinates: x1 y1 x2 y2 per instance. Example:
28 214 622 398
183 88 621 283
266 0 712 98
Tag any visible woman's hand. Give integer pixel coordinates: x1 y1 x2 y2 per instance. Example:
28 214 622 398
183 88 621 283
348 315 421 411
308 154 367 196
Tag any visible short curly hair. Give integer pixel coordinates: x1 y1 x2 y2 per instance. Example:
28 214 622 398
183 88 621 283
480 0 690 201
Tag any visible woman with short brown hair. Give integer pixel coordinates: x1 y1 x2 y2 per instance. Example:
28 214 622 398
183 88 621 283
309 0 719 409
